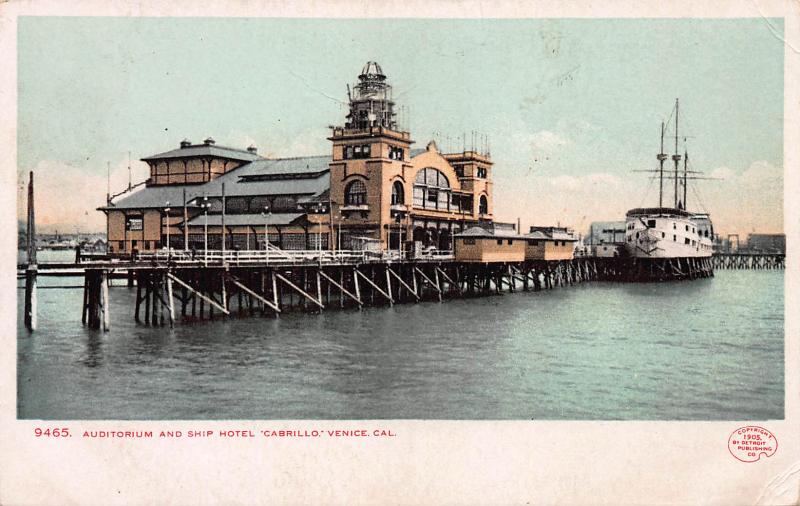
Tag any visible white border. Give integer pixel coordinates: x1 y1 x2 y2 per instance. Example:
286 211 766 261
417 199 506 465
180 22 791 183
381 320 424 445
1 1 798 504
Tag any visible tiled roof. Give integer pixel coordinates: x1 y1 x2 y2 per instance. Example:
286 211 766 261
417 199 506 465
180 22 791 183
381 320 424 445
99 184 206 210
236 156 331 178
185 213 305 227
455 226 522 239
141 144 263 162
199 165 329 198
101 154 331 210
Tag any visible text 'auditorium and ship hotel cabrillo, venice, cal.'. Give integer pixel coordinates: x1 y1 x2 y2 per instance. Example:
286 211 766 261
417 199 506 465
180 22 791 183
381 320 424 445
99 61 499 256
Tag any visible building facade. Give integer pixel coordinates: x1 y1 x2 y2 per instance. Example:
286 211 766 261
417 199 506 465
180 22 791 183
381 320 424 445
100 62 495 254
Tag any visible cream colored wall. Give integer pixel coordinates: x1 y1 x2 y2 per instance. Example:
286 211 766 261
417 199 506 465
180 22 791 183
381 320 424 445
149 158 242 184
455 237 525 263
525 240 575 260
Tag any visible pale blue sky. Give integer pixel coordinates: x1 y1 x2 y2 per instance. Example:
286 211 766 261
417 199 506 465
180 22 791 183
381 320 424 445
17 17 784 234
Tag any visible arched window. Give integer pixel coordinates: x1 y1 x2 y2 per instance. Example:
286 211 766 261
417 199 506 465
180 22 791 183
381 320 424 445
413 168 451 210
345 179 367 205
479 195 488 215
415 168 450 188
391 181 405 205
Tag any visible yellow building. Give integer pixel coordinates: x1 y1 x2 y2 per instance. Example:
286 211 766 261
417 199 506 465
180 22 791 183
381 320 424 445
524 227 578 261
454 227 526 263
100 62 496 254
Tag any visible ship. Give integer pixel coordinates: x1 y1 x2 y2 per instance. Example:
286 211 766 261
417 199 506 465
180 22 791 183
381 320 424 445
621 99 715 280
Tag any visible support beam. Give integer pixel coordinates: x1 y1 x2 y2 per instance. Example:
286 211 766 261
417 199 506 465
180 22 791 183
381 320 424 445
414 267 442 300
354 268 393 303
387 267 419 301
101 271 110 331
166 275 175 327
275 272 324 310
319 270 362 306
436 266 461 294
228 274 281 313
167 273 230 315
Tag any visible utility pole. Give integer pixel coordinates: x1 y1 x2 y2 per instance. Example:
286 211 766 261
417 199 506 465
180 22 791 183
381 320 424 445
24 171 38 331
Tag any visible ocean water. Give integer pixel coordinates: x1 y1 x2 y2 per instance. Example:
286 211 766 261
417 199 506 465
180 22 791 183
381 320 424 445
16 256 784 420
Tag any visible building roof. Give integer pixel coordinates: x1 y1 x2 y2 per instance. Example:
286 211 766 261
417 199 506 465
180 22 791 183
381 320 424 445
455 226 522 239
100 184 207 210
199 163 330 198
141 143 263 162
101 154 331 211
185 213 305 227
234 156 331 179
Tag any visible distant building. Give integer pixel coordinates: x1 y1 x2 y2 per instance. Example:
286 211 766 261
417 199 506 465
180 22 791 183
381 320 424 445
585 220 626 257
746 233 785 254
585 221 626 246
100 62 496 254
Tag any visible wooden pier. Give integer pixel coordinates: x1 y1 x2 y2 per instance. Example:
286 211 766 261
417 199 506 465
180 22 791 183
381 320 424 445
711 253 785 270
57 253 602 330
19 248 787 332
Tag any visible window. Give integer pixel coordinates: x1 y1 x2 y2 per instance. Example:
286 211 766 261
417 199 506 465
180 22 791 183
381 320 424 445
479 195 488 215
132 240 138 248
413 168 451 210
346 144 371 159
118 241 125 250
477 167 487 178
455 166 464 177
413 186 424 207
345 179 367 205
391 181 404 205
673 235 676 241
685 225 689 231
507 239 513 245
497 239 503 245
450 194 461 212
661 232 665 238
647 219 656 228
685 238 690 245
389 146 404 160
673 222 676 229
463 238 476 245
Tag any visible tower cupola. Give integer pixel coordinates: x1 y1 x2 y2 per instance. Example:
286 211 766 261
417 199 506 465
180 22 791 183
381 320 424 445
345 61 396 130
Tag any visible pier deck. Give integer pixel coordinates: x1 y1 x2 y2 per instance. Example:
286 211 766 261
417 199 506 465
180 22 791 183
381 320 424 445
18 250 782 332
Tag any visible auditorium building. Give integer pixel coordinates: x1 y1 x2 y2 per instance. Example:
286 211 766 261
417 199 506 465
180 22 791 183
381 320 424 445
100 62 497 254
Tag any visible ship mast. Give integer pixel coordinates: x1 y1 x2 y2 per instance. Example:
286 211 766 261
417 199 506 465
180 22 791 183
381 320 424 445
657 121 667 207
671 98 681 209
683 149 689 211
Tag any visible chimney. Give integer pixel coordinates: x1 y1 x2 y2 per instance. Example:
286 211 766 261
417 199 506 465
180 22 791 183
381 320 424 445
247 144 258 153
204 137 216 146
180 139 191 148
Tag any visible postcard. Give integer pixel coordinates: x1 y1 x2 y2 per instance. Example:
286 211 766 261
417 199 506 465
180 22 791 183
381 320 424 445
1 0 798 504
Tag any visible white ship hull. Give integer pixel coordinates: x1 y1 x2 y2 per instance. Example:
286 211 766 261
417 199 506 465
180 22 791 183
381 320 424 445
624 208 713 259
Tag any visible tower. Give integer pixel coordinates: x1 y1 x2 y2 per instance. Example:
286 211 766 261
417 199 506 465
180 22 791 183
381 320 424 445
329 62 414 250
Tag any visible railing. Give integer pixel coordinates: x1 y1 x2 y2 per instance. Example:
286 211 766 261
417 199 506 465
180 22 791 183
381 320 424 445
134 248 454 265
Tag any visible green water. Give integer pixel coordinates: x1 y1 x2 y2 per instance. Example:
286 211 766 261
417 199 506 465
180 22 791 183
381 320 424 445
17 266 784 420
